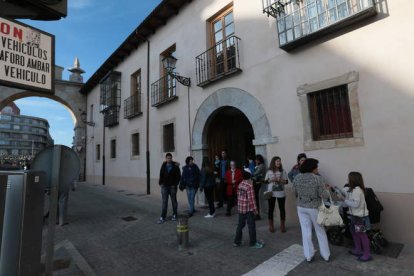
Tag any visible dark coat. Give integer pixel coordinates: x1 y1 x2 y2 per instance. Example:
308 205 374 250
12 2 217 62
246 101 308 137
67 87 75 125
180 164 201 189
159 161 181 187
200 169 216 190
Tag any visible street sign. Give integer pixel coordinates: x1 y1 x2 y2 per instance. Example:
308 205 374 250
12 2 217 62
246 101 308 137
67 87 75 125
0 16 54 94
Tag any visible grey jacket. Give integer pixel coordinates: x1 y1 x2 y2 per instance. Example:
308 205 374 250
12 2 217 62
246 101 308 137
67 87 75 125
292 173 329 209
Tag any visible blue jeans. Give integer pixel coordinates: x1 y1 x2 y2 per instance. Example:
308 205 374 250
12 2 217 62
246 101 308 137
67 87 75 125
186 187 196 215
234 211 257 246
161 185 177 219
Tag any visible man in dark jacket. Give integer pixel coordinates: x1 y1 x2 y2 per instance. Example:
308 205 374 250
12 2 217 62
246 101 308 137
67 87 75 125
158 153 181 224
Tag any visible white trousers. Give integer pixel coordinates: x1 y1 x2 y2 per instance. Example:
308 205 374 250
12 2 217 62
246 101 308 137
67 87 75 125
297 206 330 261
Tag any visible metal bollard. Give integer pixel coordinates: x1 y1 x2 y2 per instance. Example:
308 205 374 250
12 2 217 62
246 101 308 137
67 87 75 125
177 216 189 250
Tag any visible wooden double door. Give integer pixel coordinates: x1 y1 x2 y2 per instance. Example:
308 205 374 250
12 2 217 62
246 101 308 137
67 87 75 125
206 107 255 168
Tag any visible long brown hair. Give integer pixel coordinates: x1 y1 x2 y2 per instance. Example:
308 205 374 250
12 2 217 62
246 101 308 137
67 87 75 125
268 156 283 172
348 172 365 193
202 156 212 175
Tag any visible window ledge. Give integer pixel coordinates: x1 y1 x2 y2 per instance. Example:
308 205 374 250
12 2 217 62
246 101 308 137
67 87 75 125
197 68 242 88
152 96 178 108
125 112 143 120
304 137 364 151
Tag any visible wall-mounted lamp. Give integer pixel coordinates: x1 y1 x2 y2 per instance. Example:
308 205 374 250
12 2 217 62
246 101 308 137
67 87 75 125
80 111 95 126
162 54 191 87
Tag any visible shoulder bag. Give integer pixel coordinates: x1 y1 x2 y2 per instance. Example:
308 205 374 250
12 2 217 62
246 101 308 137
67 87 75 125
317 193 344 226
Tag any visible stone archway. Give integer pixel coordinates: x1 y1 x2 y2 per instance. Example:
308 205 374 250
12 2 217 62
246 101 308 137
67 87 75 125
0 80 87 180
192 87 278 163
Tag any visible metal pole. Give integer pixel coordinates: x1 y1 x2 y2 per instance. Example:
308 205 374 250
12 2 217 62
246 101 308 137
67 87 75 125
146 38 151 195
45 145 62 276
187 86 192 153
102 123 105 186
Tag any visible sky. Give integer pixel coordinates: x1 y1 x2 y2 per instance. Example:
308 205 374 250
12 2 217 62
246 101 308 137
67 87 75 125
13 0 162 146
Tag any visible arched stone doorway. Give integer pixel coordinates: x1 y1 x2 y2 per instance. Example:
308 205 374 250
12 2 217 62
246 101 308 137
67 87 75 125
205 106 254 167
192 87 278 165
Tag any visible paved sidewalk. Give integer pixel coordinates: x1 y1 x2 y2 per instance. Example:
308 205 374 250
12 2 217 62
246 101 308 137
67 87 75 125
43 183 414 276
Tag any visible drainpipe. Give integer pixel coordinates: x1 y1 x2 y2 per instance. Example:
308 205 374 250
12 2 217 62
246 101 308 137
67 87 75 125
137 32 151 195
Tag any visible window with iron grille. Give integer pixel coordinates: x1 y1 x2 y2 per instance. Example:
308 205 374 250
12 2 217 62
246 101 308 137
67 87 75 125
298 72 364 151
131 133 140 156
124 70 142 118
308 85 353 140
110 139 116 159
163 123 175 152
151 45 177 107
100 71 121 127
195 4 242 87
96 144 100 161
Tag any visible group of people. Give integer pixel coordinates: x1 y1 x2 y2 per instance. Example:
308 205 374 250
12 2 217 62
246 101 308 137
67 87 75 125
157 151 373 262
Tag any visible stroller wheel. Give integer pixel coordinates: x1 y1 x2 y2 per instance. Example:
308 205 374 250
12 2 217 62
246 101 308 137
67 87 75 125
327 228 343 246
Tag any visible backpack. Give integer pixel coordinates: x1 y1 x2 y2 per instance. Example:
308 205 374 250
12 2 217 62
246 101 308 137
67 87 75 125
364 187 383 224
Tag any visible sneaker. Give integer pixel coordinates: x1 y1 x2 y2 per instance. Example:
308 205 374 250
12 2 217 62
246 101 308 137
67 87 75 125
250 242 264 249
157 217 165 224
171 214 177 221
204 213 215 218
233 242 241 247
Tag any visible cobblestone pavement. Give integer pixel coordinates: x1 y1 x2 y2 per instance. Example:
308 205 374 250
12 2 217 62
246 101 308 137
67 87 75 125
43 183 414 276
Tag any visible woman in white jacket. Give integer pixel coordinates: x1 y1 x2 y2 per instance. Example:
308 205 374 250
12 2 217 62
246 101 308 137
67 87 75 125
343 172 372 262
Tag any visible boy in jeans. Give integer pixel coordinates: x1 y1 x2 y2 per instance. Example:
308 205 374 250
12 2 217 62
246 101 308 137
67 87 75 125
233 168 264 248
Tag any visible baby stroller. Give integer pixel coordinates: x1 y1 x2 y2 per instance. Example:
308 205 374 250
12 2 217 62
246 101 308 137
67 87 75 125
326 187 388 254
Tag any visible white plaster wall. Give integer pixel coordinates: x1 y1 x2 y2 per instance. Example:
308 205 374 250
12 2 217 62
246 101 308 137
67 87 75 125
86 0 414 197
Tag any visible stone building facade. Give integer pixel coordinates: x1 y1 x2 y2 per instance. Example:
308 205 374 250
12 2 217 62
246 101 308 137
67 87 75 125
82 0 414 243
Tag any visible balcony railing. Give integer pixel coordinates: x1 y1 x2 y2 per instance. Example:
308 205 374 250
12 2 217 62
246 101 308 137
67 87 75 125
124 94 142 119
151 75 177 107
103 106 120 127
263 0 377 50
196 35 242 87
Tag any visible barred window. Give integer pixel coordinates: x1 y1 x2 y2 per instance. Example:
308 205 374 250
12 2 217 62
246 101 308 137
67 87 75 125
131 133 140 156
110 139 116 159
100 71 121 127
308 85 353 141
96 144 100 161
163 123 175 152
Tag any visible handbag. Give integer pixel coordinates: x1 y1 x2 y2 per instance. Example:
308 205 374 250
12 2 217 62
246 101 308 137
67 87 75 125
263 190 273 200
317 193 343 226
351 201 371 233
353 217 367 232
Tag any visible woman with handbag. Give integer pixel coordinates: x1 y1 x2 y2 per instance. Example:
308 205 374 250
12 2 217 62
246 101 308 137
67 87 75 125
264 156 288 233
343 172 372 262
292 158 330 262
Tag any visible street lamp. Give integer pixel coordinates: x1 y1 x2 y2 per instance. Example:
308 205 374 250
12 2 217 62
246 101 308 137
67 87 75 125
161 54 192 151
162 54 191 87
80 111 95 126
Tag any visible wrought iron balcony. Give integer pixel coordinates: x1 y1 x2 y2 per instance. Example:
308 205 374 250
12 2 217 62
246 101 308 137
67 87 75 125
196 35 242 87
151 75 177 107
103 106 120 127
124 94 142 119
263 0 377 50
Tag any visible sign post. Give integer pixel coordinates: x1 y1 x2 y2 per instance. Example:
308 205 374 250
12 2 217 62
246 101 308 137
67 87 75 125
0 16 54 94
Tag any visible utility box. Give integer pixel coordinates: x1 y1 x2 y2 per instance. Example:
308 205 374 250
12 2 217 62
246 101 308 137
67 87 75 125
0 171 45 276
